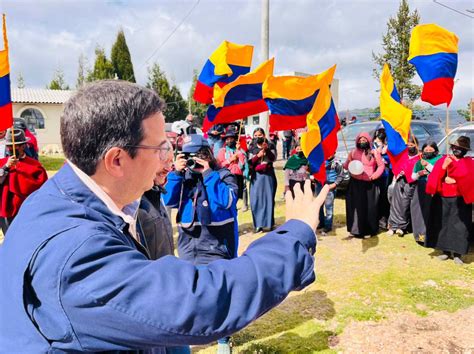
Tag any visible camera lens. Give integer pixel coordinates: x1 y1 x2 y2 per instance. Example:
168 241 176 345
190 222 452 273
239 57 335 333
186 158 196 169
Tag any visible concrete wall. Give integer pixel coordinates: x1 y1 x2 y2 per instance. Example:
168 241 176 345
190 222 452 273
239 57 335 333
13 103 63 154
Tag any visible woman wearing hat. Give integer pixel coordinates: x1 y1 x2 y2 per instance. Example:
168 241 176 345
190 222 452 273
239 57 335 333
343 132 385 238
426 136 474 265
0 129 48 234
216 126 248 211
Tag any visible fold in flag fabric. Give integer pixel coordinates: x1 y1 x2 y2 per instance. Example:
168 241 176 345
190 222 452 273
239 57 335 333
263 65 336 132
380 63 412 175
408 24 458 106
0 14 13 131
202 58 274 132
193 41 254 105
300 82 341 183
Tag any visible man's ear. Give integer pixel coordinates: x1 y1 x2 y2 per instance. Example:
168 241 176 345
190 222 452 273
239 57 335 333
102 147 126 178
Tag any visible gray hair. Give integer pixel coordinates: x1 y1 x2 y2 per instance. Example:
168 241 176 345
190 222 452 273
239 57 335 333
61 80 165 175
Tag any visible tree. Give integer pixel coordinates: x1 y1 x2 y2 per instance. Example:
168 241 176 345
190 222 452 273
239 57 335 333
48 68 70 90
17 72 25 88
187 70 208 126
372 0 421 102
76 53 88 89
111 29 136 82
457 100 473 122
87 46 115 82
146 63 187 122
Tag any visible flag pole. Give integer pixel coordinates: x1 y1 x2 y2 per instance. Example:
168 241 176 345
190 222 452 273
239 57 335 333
339 125 349 156
445 104 450 156
11 126 16 158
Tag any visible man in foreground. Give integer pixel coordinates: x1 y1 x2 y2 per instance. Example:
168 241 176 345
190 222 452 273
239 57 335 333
0 80 329 352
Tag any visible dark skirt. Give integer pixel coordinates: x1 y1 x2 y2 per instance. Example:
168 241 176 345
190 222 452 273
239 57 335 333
346 178 380 236
235 174 244 199
250 172 276 229
410 179 432 243
427 196 472 255
375 175 390 229
388 178 416 231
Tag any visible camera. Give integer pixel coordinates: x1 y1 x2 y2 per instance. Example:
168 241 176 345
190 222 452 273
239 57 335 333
182 153 203 170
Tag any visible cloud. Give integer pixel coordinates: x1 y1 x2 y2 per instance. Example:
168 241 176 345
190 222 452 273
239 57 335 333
2 0 472 109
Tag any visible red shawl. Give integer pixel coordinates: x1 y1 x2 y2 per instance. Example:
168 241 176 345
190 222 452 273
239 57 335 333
0 156 48 217
426 156 474 204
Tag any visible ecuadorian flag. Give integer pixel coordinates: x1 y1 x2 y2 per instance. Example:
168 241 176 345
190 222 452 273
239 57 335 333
300 83 340 183
202 58 274 132
0 14 13 131
263 65 335 131
193 41 253 105
380 64 412 175
408 24 458 106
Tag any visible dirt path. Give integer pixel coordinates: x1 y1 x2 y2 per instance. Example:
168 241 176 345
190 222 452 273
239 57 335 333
335 306 474 353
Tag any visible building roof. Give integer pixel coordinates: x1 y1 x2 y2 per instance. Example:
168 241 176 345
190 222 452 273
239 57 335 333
12 88 74 104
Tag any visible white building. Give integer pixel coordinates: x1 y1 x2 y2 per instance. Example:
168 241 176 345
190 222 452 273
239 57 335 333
12 88 73 154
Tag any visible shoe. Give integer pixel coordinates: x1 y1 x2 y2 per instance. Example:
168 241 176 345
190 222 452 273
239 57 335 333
437 254 449 261
217 342 231 354
395 229 404 237
453 257 464 265
386 230 395 236
363 235 371 239
254 227 262 234
320 231 328 236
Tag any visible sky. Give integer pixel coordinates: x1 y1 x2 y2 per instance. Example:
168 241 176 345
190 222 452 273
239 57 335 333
1 0 473 111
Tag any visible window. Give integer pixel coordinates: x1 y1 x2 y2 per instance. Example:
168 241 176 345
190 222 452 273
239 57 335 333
20 108 45 130
411 124 430 142
252 115 260 125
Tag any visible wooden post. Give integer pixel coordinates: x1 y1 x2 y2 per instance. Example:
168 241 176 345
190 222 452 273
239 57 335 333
446 105 450 156
10 126 16 158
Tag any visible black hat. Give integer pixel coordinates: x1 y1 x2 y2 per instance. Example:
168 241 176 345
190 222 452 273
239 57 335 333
450 135 471 151
224 126 238 138
5 128 30 145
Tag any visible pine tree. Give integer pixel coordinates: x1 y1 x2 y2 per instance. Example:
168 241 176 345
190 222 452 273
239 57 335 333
76 53 87 88
87 46 115 82
146 63 187 122
372 0 421 102
111 29 136 82
187 70 208 126
48 68 70 90
17 72 25 88
457 100 472 122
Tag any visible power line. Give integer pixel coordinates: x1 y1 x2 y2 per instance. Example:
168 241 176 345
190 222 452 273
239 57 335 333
433 0 474 19
143 0 200 66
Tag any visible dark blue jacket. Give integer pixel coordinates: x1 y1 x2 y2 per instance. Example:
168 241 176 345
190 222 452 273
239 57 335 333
163 168 238 264
0 163 317 352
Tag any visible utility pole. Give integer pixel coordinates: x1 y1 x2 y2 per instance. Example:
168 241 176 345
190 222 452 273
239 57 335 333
260 0 270 135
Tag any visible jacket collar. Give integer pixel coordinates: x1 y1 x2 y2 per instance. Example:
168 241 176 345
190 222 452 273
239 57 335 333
52 163 129 232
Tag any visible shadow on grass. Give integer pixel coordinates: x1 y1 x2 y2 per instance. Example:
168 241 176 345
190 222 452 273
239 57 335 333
362 235 379 253
428 248 474 265
233 290 335 346
240 330 337 353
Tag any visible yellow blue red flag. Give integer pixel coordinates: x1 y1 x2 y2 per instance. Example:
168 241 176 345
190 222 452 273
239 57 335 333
408 24 458 106
0 14 13 131
300 82 341 183
193 41 253 105
202 58 274 132
380 63 412 175
262 65 335 131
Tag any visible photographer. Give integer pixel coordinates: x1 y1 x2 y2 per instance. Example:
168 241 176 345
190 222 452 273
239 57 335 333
163 134 239 264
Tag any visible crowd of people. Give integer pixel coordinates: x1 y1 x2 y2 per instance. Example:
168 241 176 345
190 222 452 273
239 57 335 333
343 127 473 265
0 80 472 352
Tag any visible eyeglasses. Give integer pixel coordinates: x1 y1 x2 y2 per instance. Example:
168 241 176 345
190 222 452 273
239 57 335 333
125 141 173 161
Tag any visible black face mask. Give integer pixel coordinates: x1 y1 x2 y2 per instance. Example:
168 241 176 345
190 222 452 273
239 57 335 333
357 142 369 150
298 151 305 158
227 141 236 148
452 148 467 158
408 146 418 156
255 137 265 144
422 151 437 160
